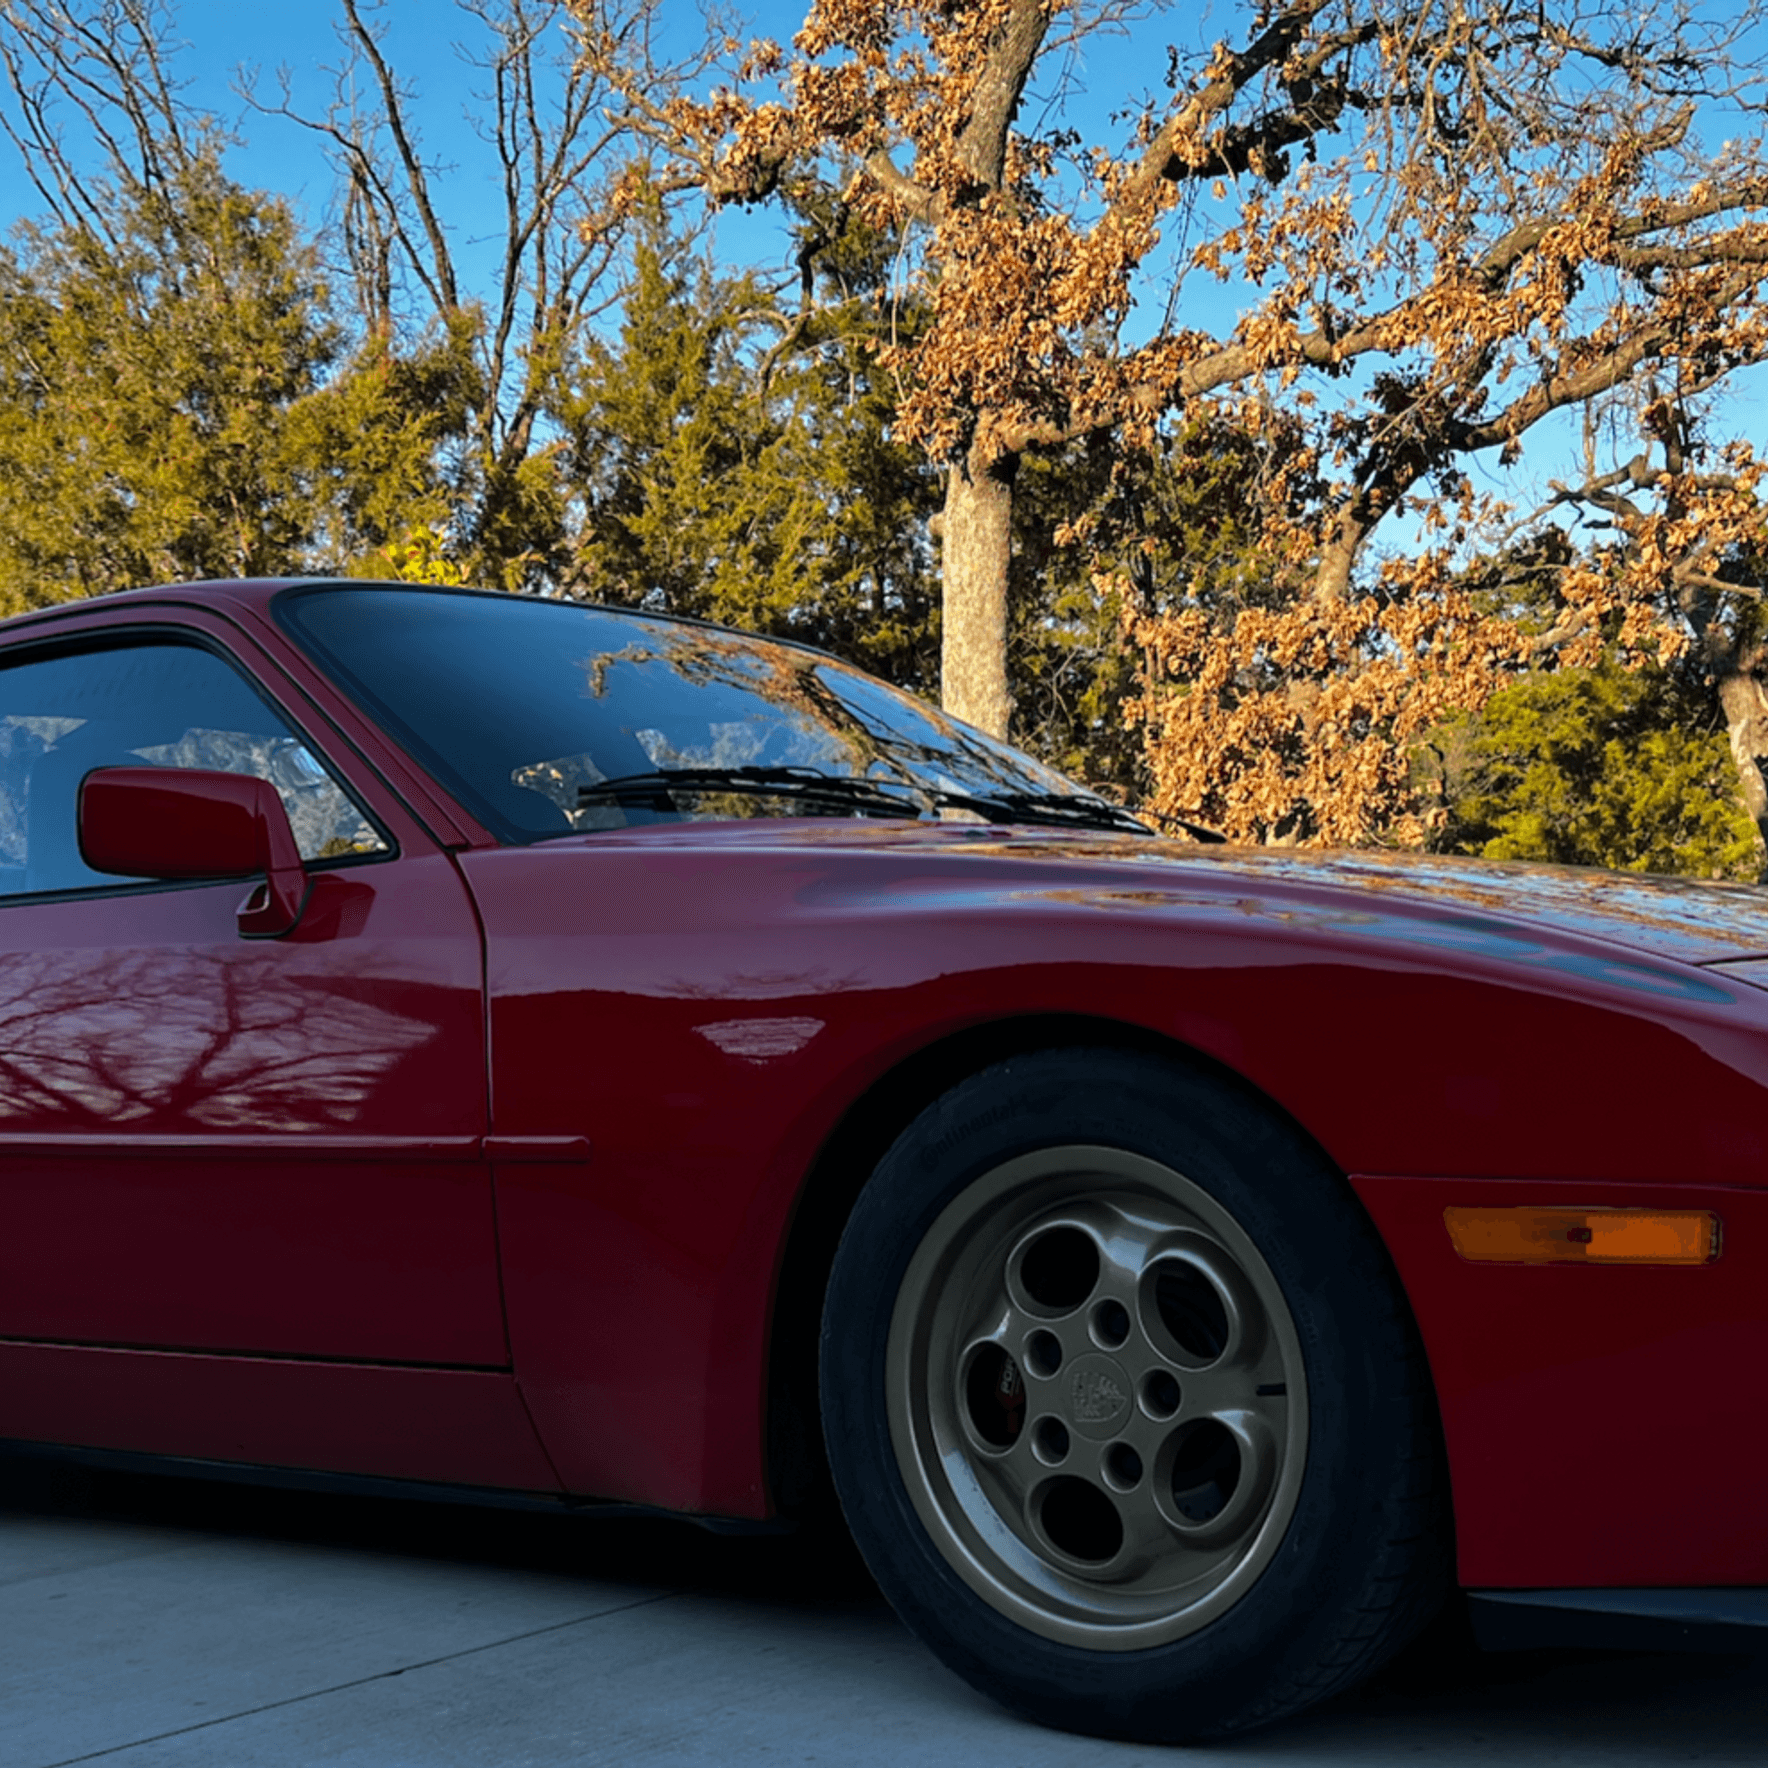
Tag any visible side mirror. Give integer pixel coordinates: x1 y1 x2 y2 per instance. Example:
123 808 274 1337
78 767 310 938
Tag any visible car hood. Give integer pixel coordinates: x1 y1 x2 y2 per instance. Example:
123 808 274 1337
555 821 1768 968
1150 844 1768 967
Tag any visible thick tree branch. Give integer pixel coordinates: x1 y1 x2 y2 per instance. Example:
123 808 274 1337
861 149 941 225
953 0 1051 190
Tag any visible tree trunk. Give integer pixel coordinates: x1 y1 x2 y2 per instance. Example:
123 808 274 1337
1715 662 1768 877
940 447 1015 737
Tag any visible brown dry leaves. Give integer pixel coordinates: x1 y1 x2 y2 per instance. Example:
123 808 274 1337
1129 556 1531 846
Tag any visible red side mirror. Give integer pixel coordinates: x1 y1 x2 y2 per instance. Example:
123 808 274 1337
78 767 310 937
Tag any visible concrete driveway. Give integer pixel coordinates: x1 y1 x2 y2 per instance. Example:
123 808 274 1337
5 1454 1763 1767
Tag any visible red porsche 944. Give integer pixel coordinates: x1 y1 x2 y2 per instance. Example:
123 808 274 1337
1 580 1764 1741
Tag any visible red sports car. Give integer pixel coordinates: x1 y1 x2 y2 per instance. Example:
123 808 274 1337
2 579 1764 1740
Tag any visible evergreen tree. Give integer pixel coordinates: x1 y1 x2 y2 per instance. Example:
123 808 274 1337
0 154 473 607
0 156 332 605
1429 661 1759 879
560 207 941 691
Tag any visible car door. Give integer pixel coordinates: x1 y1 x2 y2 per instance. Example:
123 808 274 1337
0 626 509 1371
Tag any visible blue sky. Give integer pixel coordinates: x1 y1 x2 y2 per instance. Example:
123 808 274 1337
1 1 1236 332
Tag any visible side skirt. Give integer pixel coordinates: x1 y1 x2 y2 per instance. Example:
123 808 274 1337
0 1437 795 1536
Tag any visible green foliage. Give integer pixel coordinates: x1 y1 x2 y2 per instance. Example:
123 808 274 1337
291 312 483 576
0 156 335 606
559 206 941 691
0 154 479 608
1429 661 1758 879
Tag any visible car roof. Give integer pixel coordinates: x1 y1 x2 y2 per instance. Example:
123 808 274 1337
0 578 296 636
0 580 851 667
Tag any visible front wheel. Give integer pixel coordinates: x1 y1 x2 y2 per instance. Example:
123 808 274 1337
819 1048 1447 1742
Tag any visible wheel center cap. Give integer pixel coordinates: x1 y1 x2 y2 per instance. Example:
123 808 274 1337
1064 1352 1131 1439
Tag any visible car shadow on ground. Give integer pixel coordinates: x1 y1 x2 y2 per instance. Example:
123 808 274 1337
5 1450 1765 1766
0 1448 885 1611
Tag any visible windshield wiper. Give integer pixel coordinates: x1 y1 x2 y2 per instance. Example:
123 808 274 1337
576 766 924 819
940 790 1155 836
1138 808 1230 844
575 767 1172 837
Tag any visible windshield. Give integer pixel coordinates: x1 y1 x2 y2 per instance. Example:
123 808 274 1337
276 585 1134 844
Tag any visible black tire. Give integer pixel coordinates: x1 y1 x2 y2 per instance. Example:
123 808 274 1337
818 1046 1449 1742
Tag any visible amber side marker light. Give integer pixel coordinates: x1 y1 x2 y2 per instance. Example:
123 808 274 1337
1444 1207 1721 1266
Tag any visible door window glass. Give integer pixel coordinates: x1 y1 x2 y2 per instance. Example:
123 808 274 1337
0 639 388 897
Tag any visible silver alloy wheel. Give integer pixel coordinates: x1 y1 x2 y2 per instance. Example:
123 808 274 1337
885 1145 1309 1651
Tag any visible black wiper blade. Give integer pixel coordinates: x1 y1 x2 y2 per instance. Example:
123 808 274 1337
1140 808 1230 844
951 790 1154 836
573 768 1175 838
576 766 924 819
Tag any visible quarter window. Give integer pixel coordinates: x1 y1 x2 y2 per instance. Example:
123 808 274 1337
0 639 388 897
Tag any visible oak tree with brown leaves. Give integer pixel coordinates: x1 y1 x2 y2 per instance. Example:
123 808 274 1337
597 0 1768 855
